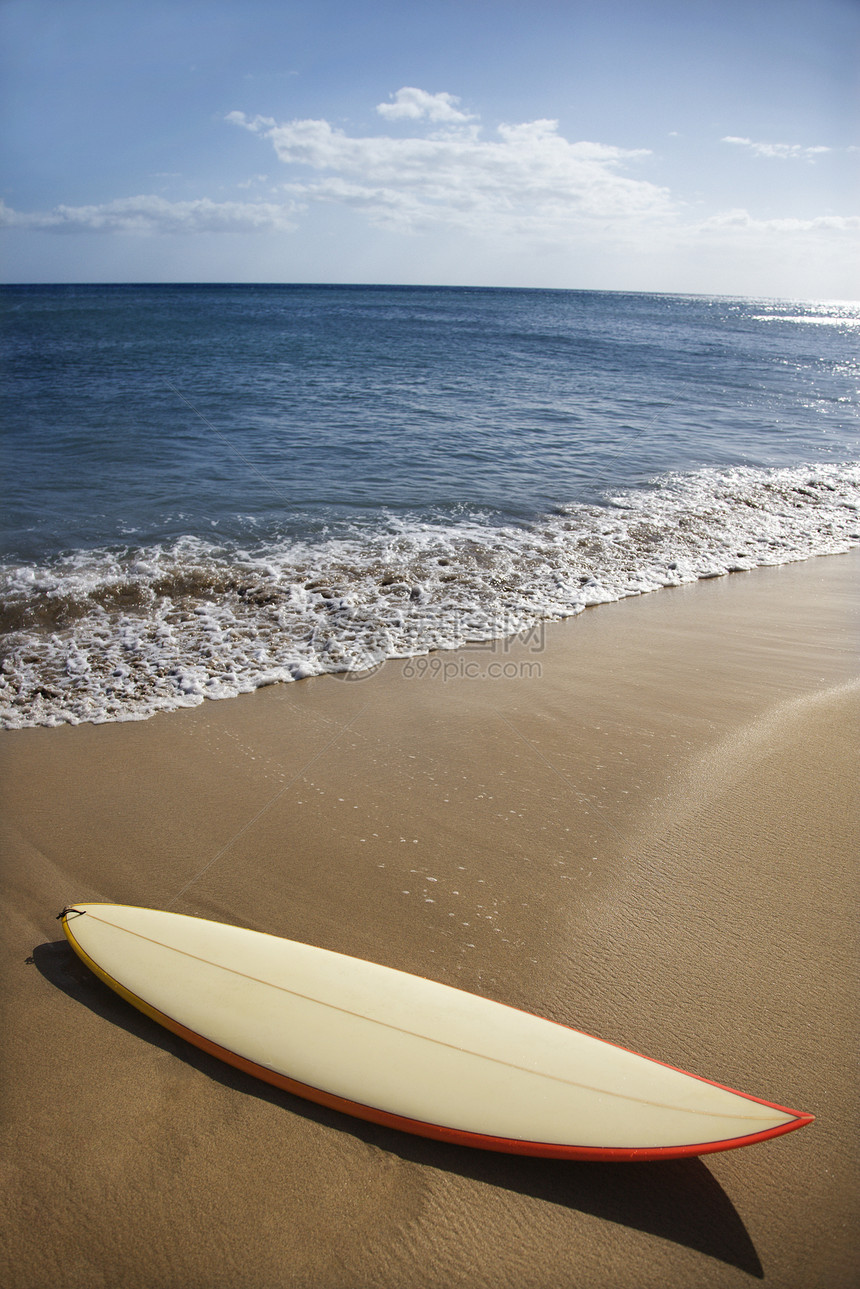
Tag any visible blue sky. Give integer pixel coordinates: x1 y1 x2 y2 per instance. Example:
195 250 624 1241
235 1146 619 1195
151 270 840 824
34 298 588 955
1 0 858 295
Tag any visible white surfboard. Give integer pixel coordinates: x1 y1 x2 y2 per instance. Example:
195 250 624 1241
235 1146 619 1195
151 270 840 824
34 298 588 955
60 903 812 1160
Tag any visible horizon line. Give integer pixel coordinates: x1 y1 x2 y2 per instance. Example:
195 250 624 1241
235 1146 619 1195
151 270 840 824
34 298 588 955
2 282 853 304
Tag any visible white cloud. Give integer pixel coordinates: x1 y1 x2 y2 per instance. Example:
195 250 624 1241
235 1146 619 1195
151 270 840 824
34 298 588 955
229 101 668 241
678 206 860 297
722 136 832 161
3 91 855 296
376 87 475 123
0 194 298 234
698 208 860 234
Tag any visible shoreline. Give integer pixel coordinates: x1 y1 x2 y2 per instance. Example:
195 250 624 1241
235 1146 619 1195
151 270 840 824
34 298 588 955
2 550 858 1288
3 458 859 733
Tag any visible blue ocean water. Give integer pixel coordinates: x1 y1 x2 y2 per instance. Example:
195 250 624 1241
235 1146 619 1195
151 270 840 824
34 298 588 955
2 284 858 727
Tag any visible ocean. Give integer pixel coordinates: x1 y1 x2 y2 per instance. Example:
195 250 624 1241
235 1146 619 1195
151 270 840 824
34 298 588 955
2 284 858 728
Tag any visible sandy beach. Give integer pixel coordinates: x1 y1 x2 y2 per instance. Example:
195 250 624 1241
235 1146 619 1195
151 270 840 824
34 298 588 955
2 550 858 1289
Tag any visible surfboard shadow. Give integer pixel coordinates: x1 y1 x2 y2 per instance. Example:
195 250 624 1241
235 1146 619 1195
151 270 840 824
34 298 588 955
33 937 763 1278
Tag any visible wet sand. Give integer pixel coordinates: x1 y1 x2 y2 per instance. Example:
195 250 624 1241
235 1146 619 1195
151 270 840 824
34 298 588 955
2 551 858 1289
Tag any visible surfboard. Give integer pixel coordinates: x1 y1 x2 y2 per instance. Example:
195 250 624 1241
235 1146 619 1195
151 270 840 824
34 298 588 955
59 903 813 1160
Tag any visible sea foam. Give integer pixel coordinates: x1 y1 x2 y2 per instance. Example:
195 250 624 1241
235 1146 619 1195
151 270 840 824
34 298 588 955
1 461 858 728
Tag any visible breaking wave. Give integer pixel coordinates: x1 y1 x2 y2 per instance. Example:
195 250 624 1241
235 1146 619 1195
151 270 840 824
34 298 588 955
2 461 858 728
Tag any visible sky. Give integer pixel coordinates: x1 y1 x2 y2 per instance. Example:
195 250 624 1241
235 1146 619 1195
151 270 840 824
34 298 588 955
1 0 858 296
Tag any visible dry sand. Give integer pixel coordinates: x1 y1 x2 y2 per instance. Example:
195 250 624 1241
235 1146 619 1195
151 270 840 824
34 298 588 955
2 551 858 1289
